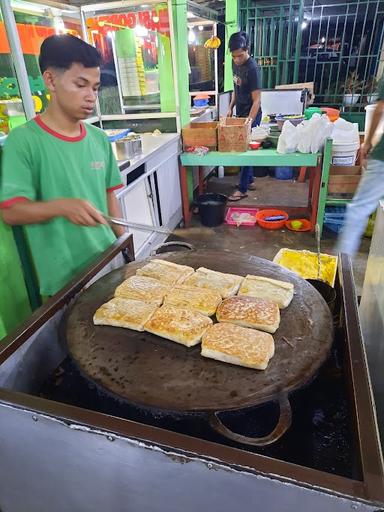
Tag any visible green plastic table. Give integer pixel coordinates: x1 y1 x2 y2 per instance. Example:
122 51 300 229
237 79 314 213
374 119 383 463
179 147 328 231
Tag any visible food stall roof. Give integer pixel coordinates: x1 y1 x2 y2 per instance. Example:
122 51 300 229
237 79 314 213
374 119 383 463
67 0 223 20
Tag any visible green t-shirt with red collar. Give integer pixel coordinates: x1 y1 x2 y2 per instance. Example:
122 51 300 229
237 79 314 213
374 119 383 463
0 116 123 296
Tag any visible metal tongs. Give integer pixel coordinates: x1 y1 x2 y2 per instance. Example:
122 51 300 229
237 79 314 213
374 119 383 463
103 215 172 236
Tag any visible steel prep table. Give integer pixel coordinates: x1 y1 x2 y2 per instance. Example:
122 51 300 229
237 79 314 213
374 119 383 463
179 140 334 231
0 232 383 511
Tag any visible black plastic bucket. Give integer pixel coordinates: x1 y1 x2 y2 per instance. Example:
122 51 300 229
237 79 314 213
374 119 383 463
254 166 268 177
306 279 337 314
195 193 228 227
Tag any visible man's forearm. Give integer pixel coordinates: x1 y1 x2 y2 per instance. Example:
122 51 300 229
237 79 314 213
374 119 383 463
248 100 260 123
229 92 236 111
1 200 59 226
107 191 125 237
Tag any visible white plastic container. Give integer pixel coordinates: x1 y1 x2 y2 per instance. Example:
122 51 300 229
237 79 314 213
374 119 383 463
365 104 384 146
331 141 360 166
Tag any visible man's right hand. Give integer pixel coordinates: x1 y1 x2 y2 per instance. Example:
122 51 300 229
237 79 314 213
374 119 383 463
360 142 372 168
226 108 233 118
52 198 107 226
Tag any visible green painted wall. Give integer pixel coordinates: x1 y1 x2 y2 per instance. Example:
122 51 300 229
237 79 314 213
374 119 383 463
0 220 31 341
172 0 190 127
224 0 239 92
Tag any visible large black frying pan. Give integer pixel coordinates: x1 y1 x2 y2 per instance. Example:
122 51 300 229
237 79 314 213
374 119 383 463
64 251 333 446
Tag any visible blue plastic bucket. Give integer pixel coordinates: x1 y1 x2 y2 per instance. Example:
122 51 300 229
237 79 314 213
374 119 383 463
193 98 209 107
275 167 293 180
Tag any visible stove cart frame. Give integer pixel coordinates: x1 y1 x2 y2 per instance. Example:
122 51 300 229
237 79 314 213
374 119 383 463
0 241 383 512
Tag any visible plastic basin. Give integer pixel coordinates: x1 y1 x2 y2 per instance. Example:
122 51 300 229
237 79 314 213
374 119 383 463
256 209 289 230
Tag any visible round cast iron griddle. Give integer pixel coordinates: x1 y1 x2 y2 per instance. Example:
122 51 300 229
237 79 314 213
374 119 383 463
64 251 333 413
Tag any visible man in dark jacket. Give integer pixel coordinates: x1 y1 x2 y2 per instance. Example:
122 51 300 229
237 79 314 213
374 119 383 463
227 31 262 201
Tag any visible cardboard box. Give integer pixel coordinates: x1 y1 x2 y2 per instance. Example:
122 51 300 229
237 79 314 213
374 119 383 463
182 122 218 150
328 165 362 195
218 117 251 152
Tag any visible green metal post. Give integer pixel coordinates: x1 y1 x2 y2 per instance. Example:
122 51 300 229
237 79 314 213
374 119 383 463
224 0 239 92
276 6 284 85
171 0 190 128
293 0 304 83
317 138 333 237
283 0 294 84
261 17 267 86
0 221 31 340
12 226 41 310
269 17 276 89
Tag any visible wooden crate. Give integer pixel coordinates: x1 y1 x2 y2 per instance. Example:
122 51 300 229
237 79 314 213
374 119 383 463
328 165 362 196
218 117 251 152
182 122 218 150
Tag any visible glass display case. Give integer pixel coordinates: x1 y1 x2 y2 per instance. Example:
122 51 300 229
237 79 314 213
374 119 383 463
0 5 28 132
1 0 181 131
82 2 176 117
186 12 219 115
1 1 82 125
188 23 215 93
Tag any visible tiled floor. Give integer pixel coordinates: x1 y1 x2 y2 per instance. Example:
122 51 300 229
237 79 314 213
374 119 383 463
170 173 370 294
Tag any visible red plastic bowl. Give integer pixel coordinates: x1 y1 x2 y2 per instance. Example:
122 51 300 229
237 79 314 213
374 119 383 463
249 141 261 150
256 209 289 230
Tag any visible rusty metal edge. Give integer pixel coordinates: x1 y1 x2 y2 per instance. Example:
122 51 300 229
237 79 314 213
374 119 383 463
338 254 384 502
0 234 134 365
0 386 371 505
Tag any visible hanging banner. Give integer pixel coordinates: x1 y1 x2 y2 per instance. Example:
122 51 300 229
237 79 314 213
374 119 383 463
0 22 78 55
87 8 170 37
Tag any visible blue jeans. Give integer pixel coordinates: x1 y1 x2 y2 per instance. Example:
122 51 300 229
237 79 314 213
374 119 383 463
336 158 384 256
239 112 262 193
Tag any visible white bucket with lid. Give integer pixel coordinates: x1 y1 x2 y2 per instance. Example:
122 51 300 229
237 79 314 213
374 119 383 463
365 104 384 146
331 141 360 166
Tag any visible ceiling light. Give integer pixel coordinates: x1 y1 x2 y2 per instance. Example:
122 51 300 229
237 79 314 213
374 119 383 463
135 25 149 37
301 20 308 29
188 29 196 44
198 25 204 31
54 16 65 35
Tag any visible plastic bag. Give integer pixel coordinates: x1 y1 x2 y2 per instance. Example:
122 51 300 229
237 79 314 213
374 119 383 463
251 126 269 141
277 121 300 153
331 118 360 145
296 114 333 154
310 115 333 153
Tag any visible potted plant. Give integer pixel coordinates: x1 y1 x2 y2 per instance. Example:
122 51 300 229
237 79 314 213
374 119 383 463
365 76 380 104
341 71 363 106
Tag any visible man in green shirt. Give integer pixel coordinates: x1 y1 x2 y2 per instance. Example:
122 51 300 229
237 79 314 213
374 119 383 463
0 35 124 295
337 76 384 256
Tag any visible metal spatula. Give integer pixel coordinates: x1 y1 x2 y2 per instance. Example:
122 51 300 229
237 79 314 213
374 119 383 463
103 214 218 240
315 223 321 280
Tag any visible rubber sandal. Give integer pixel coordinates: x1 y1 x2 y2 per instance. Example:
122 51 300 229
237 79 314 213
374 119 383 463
228 193 248 202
